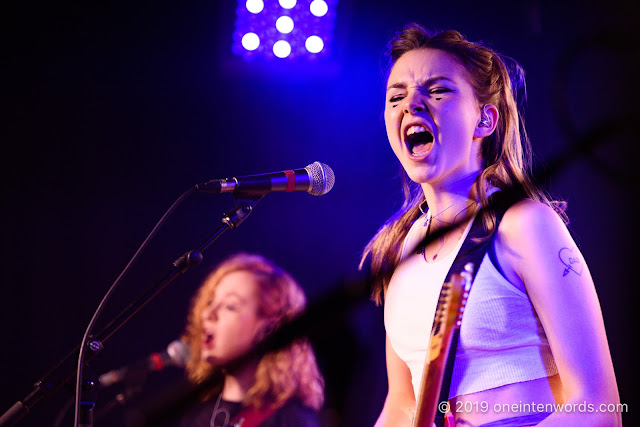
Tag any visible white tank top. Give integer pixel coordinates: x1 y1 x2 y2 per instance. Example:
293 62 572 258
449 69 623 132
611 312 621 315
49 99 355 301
384 210 558 399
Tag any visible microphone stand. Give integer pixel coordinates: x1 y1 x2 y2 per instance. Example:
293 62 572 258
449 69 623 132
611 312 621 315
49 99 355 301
0 195 263 427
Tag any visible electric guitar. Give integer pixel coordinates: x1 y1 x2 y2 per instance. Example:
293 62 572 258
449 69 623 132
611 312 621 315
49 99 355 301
412 263 474 427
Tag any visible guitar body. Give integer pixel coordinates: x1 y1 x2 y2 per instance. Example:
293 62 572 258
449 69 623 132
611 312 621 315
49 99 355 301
412 265 473 427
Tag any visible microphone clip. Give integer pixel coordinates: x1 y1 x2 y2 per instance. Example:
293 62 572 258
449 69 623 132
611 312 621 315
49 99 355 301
223 194 264 230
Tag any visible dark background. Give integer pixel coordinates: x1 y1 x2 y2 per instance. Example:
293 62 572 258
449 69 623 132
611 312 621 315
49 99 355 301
1 0 638 426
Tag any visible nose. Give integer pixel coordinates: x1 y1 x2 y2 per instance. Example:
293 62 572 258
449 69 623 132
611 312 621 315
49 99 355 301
202 304 218 323
402 91 426 114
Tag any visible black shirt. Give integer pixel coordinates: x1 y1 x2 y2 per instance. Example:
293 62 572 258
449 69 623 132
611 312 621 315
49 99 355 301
180 396 320 427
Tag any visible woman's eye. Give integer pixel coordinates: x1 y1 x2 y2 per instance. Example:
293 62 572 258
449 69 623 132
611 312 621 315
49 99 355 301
430 88 451 95
224 304 238 311
389 94 404 103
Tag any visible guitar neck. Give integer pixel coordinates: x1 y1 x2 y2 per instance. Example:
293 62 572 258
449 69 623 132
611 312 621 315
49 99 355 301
412 269 472 427
413 326 457 427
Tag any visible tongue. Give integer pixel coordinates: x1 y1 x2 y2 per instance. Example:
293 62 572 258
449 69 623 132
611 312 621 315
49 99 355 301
411 141 432 155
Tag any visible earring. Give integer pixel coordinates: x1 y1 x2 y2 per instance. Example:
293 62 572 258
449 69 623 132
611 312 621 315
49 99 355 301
479 107 491 128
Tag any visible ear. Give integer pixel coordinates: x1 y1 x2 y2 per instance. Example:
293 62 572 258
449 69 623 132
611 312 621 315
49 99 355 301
474 104 499 139
254 319 276 343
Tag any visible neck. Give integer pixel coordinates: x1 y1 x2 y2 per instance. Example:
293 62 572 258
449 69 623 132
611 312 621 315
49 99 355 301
221 359 259 402
420 171 481 223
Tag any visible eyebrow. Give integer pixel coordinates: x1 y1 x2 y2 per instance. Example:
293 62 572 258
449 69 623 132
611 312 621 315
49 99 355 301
386 76 455 92
218 292 246 302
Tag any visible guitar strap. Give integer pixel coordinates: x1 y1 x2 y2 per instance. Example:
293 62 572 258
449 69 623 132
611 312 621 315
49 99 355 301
435 192 514 427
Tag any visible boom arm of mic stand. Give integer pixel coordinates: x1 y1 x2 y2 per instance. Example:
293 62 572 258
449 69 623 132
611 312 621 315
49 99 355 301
0 196 263 427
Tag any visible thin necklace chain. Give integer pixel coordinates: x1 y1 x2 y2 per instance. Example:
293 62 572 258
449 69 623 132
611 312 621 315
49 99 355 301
419 199 476 262
421 198 474 227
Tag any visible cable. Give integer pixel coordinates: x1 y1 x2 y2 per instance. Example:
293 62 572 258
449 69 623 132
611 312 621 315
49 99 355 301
73 186 197 427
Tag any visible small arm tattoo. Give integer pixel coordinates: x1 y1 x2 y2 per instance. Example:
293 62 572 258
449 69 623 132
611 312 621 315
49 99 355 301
559 247 583 277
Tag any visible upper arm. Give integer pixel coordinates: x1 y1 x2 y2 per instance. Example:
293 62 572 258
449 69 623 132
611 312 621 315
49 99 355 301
386 334 415 401
495 200 619 404
375 334 416 427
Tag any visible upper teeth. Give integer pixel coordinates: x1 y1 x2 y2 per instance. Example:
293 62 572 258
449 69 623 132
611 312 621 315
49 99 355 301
407 125 427 136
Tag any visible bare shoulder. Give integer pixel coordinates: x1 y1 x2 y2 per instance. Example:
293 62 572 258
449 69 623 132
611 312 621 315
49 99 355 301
492 199 576 285
497 199 567 246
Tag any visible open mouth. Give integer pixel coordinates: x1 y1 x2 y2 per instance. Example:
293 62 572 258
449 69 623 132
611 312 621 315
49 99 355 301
202 331 214 348
405 125 434 155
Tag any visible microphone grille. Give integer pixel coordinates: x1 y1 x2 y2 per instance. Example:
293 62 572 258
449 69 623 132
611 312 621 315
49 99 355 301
166 339 191 367
306 162 335 196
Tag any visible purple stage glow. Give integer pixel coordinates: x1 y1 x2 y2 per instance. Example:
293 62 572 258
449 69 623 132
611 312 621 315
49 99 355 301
232 0 337 60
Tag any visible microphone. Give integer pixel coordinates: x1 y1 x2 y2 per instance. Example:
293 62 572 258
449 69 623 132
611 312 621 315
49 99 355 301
99 340 191 388
195 161 335 196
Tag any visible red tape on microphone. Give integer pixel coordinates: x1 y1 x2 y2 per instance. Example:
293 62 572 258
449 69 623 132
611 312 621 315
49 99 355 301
284 170 296 192
150 353 164 370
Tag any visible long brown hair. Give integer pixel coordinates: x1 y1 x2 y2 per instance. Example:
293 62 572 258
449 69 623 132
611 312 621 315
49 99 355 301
182 253 324 410
362 24 567 304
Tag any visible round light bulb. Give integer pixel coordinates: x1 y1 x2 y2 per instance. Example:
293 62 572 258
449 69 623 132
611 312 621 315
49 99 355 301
310 0 328 17
273 40 292 58
275 16 294 34
278 0 296 10
305 35 324 53
241 33 260 51
246 0 264 14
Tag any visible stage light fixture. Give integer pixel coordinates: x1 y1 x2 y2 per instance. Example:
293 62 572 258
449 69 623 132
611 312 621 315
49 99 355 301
232 0 338 61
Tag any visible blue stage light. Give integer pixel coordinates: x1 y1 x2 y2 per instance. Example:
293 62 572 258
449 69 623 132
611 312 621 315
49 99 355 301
309 0 328 17
279 0 297 9
233 0 338 61
246 0 264 14
305 35 323 53
273 40 292 58
242 32 261 51
276 16 294 34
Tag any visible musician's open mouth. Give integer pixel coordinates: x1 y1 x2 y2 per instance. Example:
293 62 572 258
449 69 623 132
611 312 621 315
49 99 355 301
405 125 434 157
202 331 214 349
